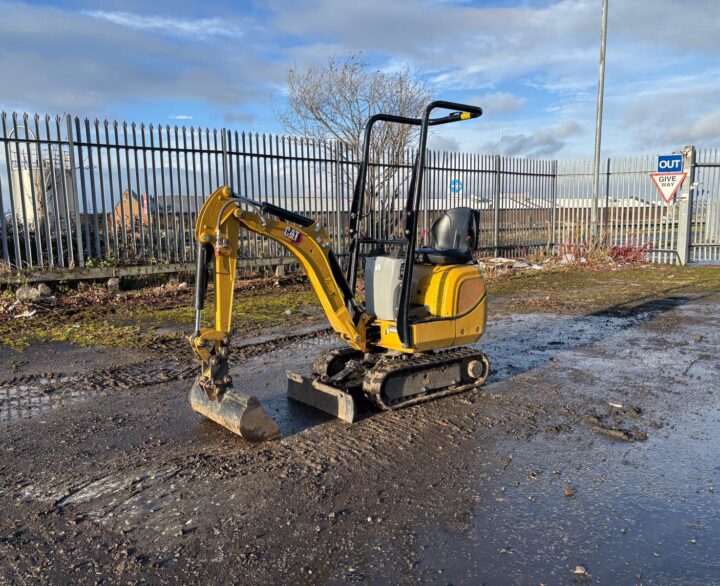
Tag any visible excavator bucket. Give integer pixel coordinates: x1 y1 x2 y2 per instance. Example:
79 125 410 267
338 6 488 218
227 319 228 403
190 379 280 442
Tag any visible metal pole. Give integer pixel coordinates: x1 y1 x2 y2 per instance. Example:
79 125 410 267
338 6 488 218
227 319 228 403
493 153 501 257
66 115 85 267
590 0 608 243
676 146 696 266
221 127 228 186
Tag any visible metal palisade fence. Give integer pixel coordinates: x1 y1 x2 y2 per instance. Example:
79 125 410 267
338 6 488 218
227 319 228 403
0 111 718 279
691 148 720 262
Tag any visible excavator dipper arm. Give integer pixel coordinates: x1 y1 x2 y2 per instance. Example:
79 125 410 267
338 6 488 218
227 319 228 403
193 187 367 362
190 186 369 410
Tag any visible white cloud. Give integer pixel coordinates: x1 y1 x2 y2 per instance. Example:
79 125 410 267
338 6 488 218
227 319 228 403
482 121 584 158
259 0 720 156
526 74 596 95
0 1 279 115
223 112 257 124
473 92 526 115
427 134 460 152
82 11 243 40
664 109 720 145
1 0 719 158
270 0 601 88
170 115 193 120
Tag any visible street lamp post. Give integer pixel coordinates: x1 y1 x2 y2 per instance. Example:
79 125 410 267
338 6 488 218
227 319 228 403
590 0 608 244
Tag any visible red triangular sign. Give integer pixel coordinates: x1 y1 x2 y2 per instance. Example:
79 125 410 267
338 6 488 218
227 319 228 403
650 172 686 203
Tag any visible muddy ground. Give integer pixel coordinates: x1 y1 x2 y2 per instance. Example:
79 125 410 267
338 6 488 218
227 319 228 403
1 266 719 584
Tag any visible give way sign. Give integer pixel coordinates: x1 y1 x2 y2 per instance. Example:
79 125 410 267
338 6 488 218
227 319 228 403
650 172 686 203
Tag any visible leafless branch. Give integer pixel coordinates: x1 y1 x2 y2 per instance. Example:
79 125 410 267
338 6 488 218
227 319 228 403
277 52 431 205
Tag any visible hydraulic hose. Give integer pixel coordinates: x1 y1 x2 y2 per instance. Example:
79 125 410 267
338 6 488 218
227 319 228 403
194 241 211 334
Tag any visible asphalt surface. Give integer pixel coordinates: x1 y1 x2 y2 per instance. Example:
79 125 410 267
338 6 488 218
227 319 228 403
1 292 719 584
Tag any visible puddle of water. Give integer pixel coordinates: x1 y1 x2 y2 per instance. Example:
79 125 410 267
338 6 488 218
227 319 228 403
219 304 694 440
412 403 720 584
403 297 720 584
229 333 340 436
234 324 331 349
475 310 663 384
0 360 196 423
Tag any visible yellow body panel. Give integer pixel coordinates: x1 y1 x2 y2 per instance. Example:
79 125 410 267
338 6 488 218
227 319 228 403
411 263 485 317
376 262 487 352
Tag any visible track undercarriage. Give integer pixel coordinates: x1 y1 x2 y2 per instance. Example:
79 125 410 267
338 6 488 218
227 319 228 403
310 346 490 412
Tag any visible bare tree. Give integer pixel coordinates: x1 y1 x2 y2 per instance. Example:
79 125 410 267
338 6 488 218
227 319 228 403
278 52 431 219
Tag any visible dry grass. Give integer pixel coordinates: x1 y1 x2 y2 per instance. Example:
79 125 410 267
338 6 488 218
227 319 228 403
554 230 652 267
0 276 320 352
3 257 719 352
489 264 720 313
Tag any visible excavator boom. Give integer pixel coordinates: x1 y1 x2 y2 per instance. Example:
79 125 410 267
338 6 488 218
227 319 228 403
189 186 370 440
191 186 369 358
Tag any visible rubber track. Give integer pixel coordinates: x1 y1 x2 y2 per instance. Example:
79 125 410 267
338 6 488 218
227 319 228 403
311 347 362 379
362 346 489 411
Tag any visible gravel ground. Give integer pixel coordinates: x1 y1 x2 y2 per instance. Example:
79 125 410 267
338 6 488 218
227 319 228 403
1 289 719 584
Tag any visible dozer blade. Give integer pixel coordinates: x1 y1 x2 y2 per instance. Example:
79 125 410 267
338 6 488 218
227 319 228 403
190 379 280 442
286 370 356 423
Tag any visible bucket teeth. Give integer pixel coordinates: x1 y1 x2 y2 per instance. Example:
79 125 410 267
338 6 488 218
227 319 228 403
190 378 280 442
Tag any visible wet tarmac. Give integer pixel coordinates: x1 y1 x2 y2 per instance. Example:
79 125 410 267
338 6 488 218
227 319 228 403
1 293 719 583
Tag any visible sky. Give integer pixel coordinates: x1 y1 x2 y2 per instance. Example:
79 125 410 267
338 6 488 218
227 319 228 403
0 0 719 158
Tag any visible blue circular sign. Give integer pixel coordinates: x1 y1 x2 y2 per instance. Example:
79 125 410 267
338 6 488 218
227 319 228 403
449 179 463 193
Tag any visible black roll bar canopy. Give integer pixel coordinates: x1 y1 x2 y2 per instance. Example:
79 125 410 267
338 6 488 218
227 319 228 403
346 101 483 347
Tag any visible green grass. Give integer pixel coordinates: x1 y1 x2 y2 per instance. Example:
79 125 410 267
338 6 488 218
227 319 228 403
128 287 320 329
3 264 718 352
1 284 320 352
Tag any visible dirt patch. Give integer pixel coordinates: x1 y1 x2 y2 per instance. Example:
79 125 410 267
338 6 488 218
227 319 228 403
6 264 718 354
1 267 719 583
489 263 720 313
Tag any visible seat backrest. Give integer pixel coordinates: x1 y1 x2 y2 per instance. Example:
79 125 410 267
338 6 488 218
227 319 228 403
430 207 479 253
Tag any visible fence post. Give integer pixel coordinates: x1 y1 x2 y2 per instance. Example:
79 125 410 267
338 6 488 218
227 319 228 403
549 160 558 252
221 127 228 186
493 154 501 257
334 142 343 254
604 157 611 237
423 149 429 245
676 145 696 266
65 114 84 267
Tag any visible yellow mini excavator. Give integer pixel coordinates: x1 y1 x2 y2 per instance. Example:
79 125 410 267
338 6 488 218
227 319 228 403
189 101 490 441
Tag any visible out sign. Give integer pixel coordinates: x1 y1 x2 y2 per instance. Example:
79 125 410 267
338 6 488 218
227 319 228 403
657 154 683 173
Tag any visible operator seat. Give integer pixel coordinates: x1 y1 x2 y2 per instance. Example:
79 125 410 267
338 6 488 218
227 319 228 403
415 207 480 265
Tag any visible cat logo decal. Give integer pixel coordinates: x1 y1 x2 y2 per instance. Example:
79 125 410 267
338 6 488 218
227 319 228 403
283 226 302 243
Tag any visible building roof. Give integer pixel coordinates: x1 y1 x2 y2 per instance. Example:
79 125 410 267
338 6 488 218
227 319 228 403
115 190 159 213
